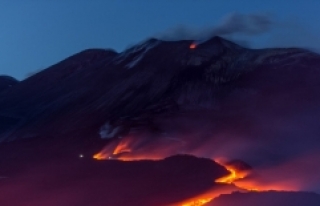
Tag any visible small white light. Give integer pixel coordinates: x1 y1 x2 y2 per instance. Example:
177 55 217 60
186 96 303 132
79 154 84 158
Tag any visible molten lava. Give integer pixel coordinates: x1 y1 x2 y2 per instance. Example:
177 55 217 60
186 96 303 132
93 152 106 160
112 140 132 155
189 43 197 49
180 198 213 206
92 135 302 206
214 161 262 192
215 164 247 184
92 135 184 161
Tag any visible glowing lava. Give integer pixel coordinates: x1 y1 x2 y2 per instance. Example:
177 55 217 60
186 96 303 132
92 136 303 206
189 43 197 49
214 161 262 192
112 140 132 155
93 152 106 160
215 164 246 184
93 137 135 160
180 198 213 206
92 135 183 161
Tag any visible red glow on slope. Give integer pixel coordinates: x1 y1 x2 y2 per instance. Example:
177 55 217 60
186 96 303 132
189 43 197 49
93 153 105 160
112 140 132 155
174 184 239 206
93 134 184 161
214 160 260 192
215 165 246 184
180 198 213 206
93 134 303 205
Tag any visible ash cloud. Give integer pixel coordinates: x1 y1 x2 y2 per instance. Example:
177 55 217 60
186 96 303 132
155 13 273 42
154 12 320 52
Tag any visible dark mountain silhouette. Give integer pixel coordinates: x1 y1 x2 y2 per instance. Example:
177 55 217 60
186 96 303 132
0 36 319 144
0 75 19 92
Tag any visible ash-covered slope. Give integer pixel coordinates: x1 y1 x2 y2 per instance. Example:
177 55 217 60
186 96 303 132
0 36 320 143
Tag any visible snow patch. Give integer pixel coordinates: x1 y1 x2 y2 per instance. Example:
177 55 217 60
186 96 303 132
113 40 160 68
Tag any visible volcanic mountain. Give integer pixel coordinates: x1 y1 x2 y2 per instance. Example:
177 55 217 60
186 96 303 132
1 36 320 205
1 36 319 144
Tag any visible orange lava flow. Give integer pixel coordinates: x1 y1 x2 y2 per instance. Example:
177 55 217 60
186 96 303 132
189 43 197 49
180 198 213 206
93 153 107 160
215 162 260 192
215 165 246 184
92 138 301 206
112 140 132 155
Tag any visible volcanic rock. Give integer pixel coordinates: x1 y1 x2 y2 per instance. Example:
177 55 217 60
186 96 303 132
208 191 320 206
0 36 319 144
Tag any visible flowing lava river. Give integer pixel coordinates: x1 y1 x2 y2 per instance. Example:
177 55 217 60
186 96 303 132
92 135 302 206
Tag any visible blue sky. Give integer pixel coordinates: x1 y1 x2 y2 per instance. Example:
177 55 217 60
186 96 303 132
1 0 320 79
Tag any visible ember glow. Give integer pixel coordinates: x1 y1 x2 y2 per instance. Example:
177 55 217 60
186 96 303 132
215 160 249 184
180 198 212 206
189 43 197 49
215 166 242 184
93 134 185 161
112 139 132 155
93 152 106 160
214 160 263 192
175 183 240 206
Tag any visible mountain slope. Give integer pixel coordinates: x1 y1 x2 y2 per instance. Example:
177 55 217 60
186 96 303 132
209 191 320 206
0 36 319 145
0 75 19 92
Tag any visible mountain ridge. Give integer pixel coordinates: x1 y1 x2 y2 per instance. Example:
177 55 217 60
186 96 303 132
0 36 319 143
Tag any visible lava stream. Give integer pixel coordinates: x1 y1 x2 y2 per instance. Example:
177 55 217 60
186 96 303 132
180 198 213 206
92 136 301 206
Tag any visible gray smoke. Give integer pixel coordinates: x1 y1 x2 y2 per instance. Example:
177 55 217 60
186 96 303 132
154 13 320 53
155 13 273 41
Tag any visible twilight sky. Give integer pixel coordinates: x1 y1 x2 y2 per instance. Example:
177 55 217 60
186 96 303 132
1 0 320 80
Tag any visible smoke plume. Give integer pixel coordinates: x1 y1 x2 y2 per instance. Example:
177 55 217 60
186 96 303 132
154 12 320 52
155 13 273 41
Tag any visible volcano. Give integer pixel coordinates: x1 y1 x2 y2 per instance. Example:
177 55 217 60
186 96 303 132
1 36 320 205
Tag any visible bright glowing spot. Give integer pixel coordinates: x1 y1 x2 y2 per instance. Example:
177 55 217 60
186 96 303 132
215 161 248 184
189 43 197 49
93 153 106 160
180 198 212 206
216 167 240 184
215 161 263 191
79 154 84 158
